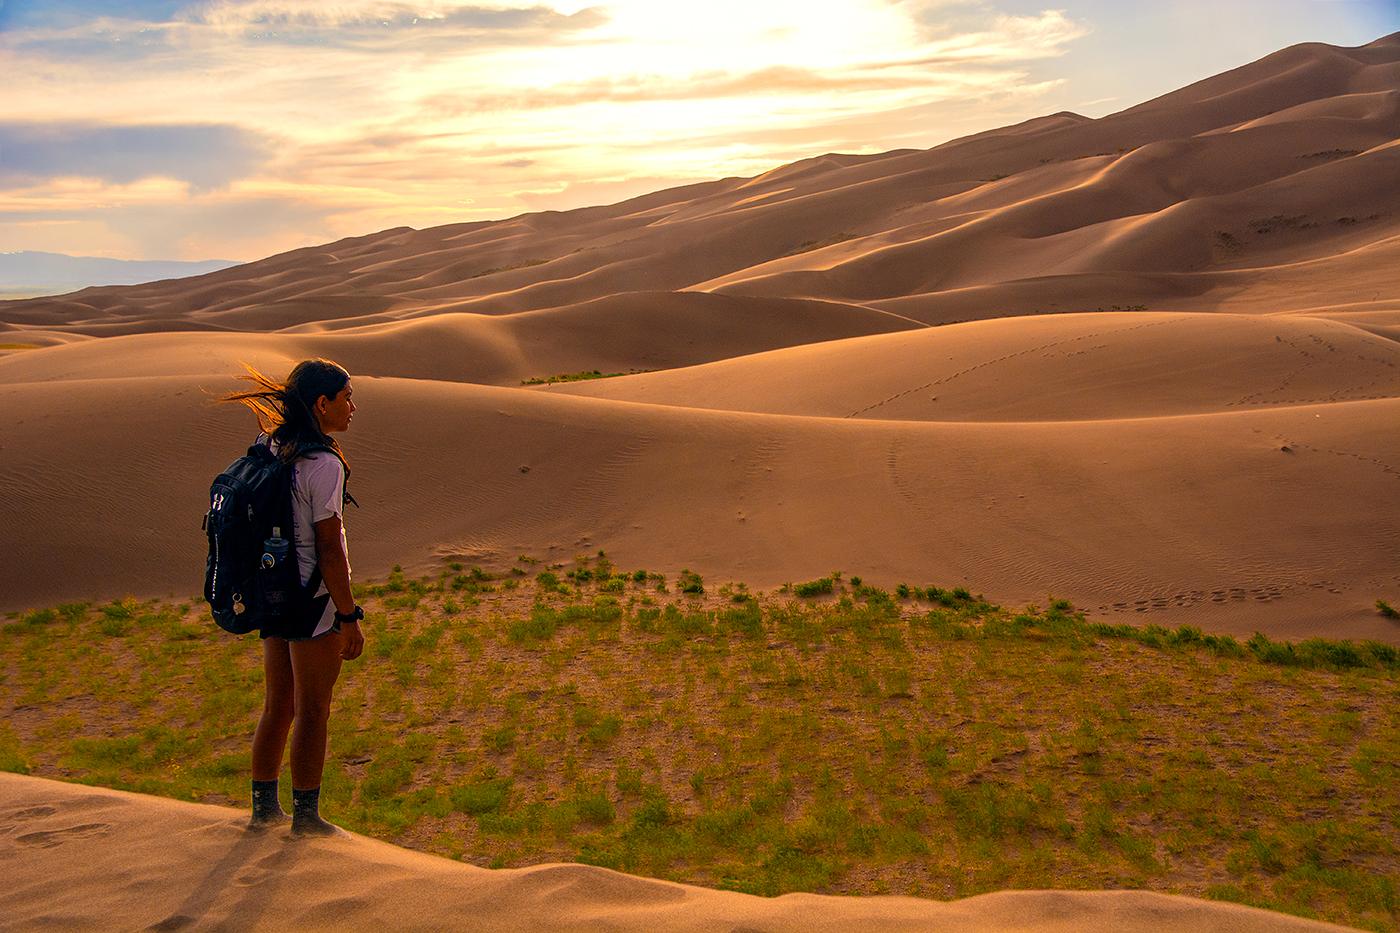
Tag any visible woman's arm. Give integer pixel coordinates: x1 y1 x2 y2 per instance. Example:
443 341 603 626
314 514 363 660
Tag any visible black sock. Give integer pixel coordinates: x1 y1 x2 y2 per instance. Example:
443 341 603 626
290 786 340 836
251 779 284 821
292 786 320 821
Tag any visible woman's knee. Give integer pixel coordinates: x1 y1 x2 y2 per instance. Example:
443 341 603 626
293 693 333 726
262 689 295 723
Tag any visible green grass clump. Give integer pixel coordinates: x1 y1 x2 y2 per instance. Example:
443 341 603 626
793 576 836 597
451 774 512 815
1 570 1396 932
521 369 648 385
1379 600 1399 620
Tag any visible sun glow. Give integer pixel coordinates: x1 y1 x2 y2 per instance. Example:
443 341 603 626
0 0 1098 258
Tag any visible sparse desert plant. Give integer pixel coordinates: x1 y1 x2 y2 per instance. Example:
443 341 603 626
793 576 835 597
678 569 704 595
520 368 648 385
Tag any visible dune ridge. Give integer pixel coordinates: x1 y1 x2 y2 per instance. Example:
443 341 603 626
0 774 1356 932
1 33 1397 333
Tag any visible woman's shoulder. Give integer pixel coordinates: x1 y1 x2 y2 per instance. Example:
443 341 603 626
297 449 345 480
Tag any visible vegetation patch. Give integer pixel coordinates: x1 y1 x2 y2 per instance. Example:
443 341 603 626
781 232 859 258
2 560 1396 931
467 258 550 279
521 369 650 385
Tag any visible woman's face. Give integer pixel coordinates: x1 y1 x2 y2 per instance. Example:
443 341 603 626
315 381 355 433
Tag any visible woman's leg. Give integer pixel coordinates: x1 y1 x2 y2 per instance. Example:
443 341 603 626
249 637 295 827
288 630 344 835
252 636 296 780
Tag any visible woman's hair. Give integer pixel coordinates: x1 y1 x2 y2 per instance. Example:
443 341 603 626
220 358 351 467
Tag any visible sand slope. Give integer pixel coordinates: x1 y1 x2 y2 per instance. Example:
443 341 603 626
0 774 1354 932
1 33 1399 644
548 311 1400 421
2 370 1396 642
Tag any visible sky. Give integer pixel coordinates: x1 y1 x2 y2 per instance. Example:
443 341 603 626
1 0 1394 261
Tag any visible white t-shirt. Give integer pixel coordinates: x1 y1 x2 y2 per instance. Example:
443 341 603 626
291 450 350 593
261 434 350 596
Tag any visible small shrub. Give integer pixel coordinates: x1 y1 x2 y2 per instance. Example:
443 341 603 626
102 598 139 621
450 775 511 815
678 569 704 595
483 725 515 753
793 577 835 597
575 789 617 826
632 793 672 828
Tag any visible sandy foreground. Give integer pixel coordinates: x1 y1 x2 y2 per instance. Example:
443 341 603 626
0 774 1356 932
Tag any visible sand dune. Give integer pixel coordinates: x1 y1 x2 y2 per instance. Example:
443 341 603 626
2 370 1396 642
3 34 1396 331
2 32 1399 647
0 292 914 386
0 774 1354 932
548 311 1400 421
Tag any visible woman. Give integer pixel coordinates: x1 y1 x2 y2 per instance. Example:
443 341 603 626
222 358 365 836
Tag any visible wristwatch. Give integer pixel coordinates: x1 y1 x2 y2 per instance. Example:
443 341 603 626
335 605 365 624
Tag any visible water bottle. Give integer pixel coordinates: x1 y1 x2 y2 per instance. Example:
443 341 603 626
259 526 292 612
262 526 290 570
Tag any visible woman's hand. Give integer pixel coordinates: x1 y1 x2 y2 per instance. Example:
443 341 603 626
340 620 365 660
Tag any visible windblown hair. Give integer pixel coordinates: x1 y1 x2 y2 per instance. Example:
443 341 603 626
220 359 351 469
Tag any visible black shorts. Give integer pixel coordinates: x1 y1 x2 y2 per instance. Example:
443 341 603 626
260 593 340 641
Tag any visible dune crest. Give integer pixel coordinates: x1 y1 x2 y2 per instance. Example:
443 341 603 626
1 33 1397 330
0 774 1353 932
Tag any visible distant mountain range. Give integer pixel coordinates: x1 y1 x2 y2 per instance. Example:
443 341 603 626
0 251 241 299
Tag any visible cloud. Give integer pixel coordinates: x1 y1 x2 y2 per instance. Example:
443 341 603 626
182 1 609 48
0 192 343 259
0 122 272 189
421 63 969 114
0 1 188 30
0 1 607 58
111 194 342 258
511 174 719 212
0 0 1097 259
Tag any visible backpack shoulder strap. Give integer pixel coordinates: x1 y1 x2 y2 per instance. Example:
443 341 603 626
295 442 359 509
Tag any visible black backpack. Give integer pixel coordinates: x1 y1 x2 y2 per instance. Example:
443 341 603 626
202 439 334 634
